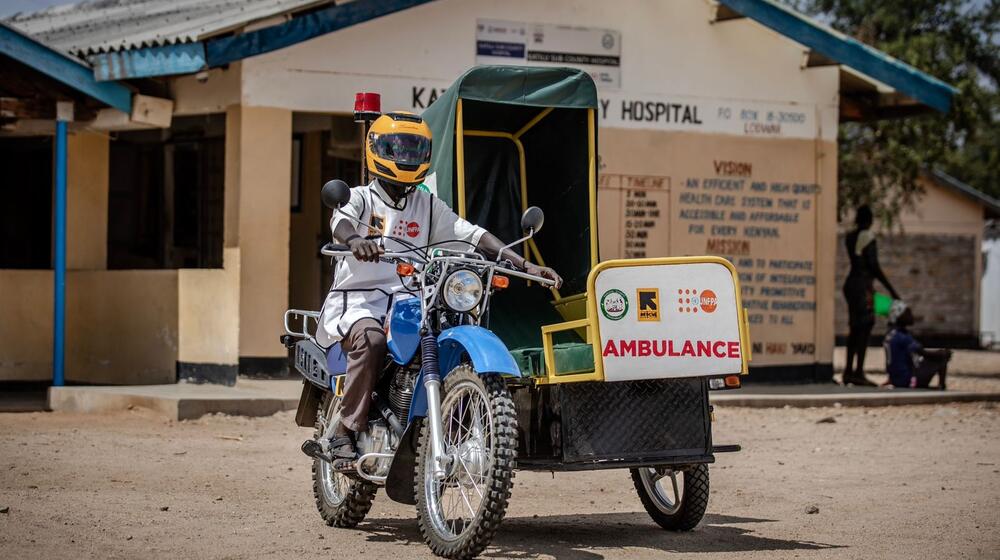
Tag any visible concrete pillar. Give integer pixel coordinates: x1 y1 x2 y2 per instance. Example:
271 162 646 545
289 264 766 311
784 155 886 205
66 131 109 270
177 248 241 384
226 105 292 374
814 138 838 378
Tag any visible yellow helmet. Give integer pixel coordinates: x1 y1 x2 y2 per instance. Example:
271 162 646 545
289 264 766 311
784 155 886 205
366 111 432 187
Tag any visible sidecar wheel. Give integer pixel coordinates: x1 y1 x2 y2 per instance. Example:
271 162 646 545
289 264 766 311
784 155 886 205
414 365 518 559
631 464 709 531
311 392 377 528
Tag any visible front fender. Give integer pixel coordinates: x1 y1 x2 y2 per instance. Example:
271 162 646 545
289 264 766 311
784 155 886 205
437 326 521 378
407 326 520 423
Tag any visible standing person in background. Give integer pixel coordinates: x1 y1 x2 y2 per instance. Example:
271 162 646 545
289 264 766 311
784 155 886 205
842 205 900 386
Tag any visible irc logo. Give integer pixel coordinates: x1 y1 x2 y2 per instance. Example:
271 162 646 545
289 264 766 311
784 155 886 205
636 288 660 322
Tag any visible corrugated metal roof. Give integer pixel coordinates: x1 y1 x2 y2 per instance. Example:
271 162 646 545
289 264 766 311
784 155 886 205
4 0 332 56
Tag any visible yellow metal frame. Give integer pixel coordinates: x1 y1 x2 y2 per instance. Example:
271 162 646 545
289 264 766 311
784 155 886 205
536 256 752 385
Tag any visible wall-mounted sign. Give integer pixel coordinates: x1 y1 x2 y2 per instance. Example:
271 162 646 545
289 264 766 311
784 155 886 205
476 19 622 89
596 92 820 140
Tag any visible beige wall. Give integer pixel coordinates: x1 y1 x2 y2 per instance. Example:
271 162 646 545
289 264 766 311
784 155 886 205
228 105 292 358
0 271 53 380
171 63 242 116
66 271 178 384
1 260 246 382
178 248 241 365
896 177 985 236
67 131 109 270
0 270 179 383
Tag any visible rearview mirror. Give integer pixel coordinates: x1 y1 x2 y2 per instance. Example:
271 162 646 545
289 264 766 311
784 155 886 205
521 206 544 234
321 180 351 209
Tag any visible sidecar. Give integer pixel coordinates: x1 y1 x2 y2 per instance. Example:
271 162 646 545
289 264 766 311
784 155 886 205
416 66 750 526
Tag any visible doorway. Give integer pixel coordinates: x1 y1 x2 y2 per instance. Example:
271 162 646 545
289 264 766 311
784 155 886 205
288 113 362 315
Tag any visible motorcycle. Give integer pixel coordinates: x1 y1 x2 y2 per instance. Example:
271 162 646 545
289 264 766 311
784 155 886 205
283 179 554 558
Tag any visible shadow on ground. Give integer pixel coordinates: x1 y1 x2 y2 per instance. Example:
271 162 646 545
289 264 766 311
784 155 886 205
360 512 843 559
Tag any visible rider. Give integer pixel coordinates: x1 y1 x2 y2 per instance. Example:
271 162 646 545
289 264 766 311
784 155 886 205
315 111 562 468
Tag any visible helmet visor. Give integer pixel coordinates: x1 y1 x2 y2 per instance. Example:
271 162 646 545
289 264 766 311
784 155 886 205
370 133 431 166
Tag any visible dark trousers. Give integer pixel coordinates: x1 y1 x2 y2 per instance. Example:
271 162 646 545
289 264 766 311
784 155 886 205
912 350 950 389
843 279 874 378
339 317 387 432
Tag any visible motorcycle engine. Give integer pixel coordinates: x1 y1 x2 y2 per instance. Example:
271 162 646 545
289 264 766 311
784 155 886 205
388 367 419 425
355 421 394 478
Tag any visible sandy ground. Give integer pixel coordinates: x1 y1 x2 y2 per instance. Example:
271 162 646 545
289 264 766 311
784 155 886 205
1 404 998 560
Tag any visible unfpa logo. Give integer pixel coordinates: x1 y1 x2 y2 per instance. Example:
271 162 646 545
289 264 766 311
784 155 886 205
677 288 718 314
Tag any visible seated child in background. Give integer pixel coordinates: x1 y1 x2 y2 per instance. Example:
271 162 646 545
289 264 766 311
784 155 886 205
883 301 952 390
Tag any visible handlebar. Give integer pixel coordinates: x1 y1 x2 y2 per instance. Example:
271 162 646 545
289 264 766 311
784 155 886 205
497 266 557 287
320 243 556 287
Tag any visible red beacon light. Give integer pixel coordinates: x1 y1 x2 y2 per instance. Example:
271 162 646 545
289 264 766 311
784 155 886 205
354 92 382 123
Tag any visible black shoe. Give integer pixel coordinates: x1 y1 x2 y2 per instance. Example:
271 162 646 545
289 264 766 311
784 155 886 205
329 435 357 460
843 374 877 387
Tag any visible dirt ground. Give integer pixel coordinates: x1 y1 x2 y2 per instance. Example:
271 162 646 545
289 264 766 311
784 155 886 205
1 404 998 559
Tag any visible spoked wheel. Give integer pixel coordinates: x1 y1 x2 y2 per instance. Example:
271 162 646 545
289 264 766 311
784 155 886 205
311 392 377 528
631 464 710 531
415 365 518 559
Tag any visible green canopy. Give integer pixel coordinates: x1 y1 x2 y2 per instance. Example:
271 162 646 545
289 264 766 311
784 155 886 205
422 65 598 207
420 66 599 358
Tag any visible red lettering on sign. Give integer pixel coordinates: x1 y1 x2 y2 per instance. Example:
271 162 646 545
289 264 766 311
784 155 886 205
620 340 636 355
602 339 742 359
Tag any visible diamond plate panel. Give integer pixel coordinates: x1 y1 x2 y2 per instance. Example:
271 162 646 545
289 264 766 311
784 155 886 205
557 378 711 463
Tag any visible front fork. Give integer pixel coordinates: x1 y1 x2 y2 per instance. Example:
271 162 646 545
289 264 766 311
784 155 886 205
420 334 450 479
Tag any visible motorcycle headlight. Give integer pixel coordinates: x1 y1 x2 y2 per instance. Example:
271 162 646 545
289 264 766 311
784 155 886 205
442 269 483 312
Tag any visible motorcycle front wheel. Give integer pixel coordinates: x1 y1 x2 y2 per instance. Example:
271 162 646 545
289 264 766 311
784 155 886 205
311 392 377 528
414 365 518 559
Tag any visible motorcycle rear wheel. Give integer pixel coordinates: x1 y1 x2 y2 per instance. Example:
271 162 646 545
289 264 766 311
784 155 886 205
414 365 518 559
311 392 377 528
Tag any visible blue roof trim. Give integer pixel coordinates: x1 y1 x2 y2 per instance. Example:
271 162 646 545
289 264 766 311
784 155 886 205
88 43 206 82
205 0 436 67
0 23 132 113
718 0 958 113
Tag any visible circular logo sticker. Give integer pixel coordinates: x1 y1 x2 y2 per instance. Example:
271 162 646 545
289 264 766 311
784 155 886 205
699 289 718 313
600 289 629 321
